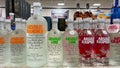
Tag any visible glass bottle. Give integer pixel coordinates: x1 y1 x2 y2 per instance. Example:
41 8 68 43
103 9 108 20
63 19 79 67
10 18 26 67
47 19 63 67
107 19 120 66
79 19 94 66
94 21 110 66
26 2 47 68
0 18 10 67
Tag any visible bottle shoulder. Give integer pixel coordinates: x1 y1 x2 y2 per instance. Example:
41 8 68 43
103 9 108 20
64 29 78 36
27 15 47 24
48 30 61 36
95 29 109 36
11 29 26 37
79 29 94 36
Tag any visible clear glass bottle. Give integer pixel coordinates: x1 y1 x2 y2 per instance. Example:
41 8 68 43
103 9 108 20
10 18 26 67
47 19 62 67
63 19 79 67
107 19 120 66
79 19 94 66
26 2 47 68
0 18 10 67
94 21 110 66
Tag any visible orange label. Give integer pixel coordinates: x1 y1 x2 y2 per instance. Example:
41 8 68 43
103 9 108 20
27 25 45 34
10 37 25 44
0 37 5 45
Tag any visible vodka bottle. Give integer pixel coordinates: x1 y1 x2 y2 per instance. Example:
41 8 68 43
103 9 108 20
107 19 120 66
26 2 47 68
0 18 10 67
94 22 110 66
63 19 79 67
47 19 63 67
10 18 26 67
79 19 94 66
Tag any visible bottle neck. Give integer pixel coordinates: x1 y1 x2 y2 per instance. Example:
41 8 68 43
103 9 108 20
52 22 58 30
0 22 4 30
33 6 41 15
16 22 22 30
5 22 11 31
83 23 90 29
98 23 105 29
68 23 74 30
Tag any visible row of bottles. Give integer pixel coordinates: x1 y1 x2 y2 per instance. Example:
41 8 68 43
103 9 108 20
0 1 120 68
0 18 26 67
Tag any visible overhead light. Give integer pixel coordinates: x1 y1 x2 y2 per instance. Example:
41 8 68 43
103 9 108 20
57 3 65 6
93 3 101 7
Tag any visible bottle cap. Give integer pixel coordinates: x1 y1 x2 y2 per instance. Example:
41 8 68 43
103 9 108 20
22 19 26 23
9 13 14 16
15 18 22 22
33 2 41 7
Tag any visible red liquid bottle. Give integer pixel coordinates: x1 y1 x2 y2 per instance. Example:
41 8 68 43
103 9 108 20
79 20 94 66
94 22 110 66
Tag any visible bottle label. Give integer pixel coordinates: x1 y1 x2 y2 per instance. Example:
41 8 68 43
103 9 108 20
66 37 78 44
111 37 120 43
96 37 110 44
81 37 94 44
106 24 119 33
49 37 61 44
48 37 62 65
10 37 26 64
79 36 94 59
94 36 110 58
27 34 47 63
10 37 25 44
27 24 45 34
0 37 5 45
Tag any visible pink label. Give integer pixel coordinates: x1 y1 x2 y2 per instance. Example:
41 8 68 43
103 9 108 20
111 37 120 43
106 24 119 33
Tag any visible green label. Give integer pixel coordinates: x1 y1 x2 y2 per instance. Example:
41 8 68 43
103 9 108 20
66 37 78 44
49 37 61 44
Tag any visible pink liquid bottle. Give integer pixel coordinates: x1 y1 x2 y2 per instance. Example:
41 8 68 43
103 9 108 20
94 22 110 66
79 19 94 66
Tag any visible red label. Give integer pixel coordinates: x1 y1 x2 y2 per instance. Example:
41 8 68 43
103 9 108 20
79 36 94 58
111 37 120 43
94 36 110 58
